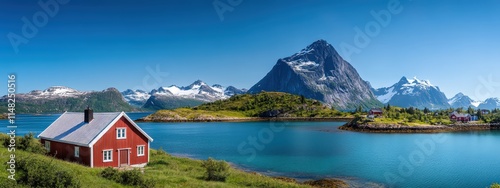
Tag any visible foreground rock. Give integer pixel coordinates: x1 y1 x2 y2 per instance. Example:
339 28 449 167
303 179 349 188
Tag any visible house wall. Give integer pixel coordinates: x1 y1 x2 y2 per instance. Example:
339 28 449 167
40 139 91 166
92 117 149 168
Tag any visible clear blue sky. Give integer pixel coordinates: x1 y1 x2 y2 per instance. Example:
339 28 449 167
2 0 500 101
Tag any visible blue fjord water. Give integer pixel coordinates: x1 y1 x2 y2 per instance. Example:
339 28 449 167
2 113 499 187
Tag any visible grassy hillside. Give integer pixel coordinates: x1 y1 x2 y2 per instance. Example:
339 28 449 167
0 133 315 188
142 92 351 121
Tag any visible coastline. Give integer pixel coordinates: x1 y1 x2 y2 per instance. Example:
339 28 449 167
339 122 500 133
171 152 383 188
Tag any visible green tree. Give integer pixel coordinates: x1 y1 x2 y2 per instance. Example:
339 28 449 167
423 107 430 114
467 106 475 115
300 95 306 104
356 105 363 113
477 109 482 120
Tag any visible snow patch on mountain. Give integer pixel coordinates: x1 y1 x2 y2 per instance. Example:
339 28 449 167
376 87 397 104
22 86 87 99
471 101 482 108
286 61 319 72
121 89 151 106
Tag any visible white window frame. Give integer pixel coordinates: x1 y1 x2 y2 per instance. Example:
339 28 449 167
116 128 126 139
103 150 113 162
137 145 145 156
45 141 50 151
74 146 80 157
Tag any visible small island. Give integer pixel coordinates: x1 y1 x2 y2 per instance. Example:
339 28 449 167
339 105 500 133
138 92 352 122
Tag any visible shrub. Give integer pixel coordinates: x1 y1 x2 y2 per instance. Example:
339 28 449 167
119 169 144 186
19 133 47 154
17 157 80 188
100 167 120 182
491 183 500 188
100 168 156 188
0 176 17 187
2 133 46 154
202 157 230 182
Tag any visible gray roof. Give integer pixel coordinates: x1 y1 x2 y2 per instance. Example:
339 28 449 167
38 112 127 146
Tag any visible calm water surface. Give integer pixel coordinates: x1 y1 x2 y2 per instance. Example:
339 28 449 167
2 113 499 188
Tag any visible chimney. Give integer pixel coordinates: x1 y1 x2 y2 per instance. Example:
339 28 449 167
84 107 93 123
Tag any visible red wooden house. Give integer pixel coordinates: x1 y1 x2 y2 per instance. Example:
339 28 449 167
449 111 471 123
369 108 383 116
38 108 153 168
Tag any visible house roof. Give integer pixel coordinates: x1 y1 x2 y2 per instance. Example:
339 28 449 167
370 108 383 112
450 111 470 118
38 112 153 147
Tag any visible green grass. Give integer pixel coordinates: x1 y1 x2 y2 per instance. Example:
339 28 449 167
0 146 308 188
146 150 308 187
0 147 123 188
368 117 452 126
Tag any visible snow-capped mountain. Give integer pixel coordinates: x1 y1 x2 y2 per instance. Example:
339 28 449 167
448 93 481 108
372 76 450 109
248 39 382 110
20 86 87 99
149 80 244 102
121 89 151 107
1 86 135 113
137 80 246 110
478 98 500 110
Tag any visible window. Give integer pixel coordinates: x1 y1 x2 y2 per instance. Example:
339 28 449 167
74 146 80 157
137 145 145 156
103 150 112 162
45 141 50 151
117 128 126 139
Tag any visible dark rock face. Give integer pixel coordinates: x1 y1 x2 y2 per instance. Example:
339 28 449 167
248 40 381 110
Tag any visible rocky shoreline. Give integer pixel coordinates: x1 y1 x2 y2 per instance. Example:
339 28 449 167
339 123 499 133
